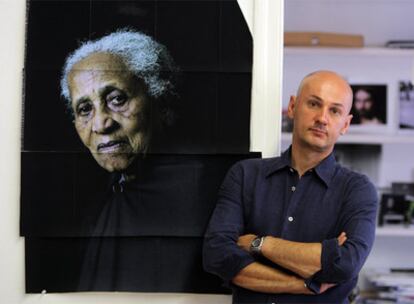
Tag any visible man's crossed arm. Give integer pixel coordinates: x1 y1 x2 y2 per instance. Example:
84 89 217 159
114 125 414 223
231 233 347 294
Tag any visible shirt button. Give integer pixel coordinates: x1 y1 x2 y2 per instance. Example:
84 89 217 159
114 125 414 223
288 216 294 222
291 186 296 192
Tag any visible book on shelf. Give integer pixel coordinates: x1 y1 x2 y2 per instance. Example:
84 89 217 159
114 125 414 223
386 40 414 49
284 32 364 48
361 268 414 303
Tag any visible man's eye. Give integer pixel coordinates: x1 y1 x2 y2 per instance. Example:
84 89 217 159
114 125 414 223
331 108 341 115
309 100 318 107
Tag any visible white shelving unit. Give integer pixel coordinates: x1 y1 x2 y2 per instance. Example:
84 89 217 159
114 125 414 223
282 44 414 187
285 46 414 57
282 132 414 145
376 226 414 237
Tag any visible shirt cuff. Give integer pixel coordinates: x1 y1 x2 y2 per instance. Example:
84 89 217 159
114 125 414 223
224 252 256 281
312 238 341 283
321 238 341 272
304 277 321 294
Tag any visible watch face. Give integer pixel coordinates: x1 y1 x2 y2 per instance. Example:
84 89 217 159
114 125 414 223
252 238 261 247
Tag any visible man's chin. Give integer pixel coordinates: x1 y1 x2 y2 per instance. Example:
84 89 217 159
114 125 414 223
302 136 331 152
309 141 333 153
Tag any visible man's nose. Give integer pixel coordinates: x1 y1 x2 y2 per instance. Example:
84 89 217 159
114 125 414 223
315 107 329 125
92 107 116 134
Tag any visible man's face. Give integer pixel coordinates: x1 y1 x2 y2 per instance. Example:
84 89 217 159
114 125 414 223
288 72 353 153
68 52 150 172
354 89 373 114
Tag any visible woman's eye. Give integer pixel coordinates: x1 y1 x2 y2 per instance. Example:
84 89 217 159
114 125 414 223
107 90 127 107
111 95 126 105
77 103 92 116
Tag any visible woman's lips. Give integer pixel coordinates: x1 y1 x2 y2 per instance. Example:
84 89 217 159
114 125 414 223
97 140 128 153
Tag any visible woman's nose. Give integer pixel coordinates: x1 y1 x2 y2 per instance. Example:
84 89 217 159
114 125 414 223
92 108 116 134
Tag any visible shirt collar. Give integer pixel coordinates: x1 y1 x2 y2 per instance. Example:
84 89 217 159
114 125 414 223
265 146 337 187
313 152 336 187
265 147 293 177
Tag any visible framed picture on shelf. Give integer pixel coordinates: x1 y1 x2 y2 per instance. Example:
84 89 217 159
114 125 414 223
399 81 414 130
349 84 388 133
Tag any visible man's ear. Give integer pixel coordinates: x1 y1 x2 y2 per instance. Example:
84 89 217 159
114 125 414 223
287 95 296 119
340 114 353 135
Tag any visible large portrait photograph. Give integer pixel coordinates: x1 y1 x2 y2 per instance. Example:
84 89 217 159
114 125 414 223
21 0 258 293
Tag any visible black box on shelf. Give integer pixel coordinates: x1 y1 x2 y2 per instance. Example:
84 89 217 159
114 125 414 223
378 193 411 226
392 182 414 196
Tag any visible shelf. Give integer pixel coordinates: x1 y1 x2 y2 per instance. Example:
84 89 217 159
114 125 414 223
376 226 414 237
284 46 414 57
281 132 414 145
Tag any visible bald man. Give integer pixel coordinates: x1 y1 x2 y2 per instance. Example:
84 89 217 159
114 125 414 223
203 71 378 303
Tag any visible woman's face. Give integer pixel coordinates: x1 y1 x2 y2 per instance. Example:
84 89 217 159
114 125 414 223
68 52 151 172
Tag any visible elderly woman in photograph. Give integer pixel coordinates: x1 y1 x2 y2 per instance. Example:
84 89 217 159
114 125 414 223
61 29 179 173
58 29 222 291
59 29 192 237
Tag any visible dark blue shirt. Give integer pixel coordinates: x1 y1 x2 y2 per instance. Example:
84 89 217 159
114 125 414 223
203 148 378 303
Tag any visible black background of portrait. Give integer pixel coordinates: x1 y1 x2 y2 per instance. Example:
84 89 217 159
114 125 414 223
22 0 254 293
22 152 261 293
21 153 260 237
25 237 228 293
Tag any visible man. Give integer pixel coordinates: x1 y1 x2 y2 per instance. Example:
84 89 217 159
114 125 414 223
203 71 378 303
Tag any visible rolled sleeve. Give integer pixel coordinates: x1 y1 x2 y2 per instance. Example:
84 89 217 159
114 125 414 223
203 162 255 281
203 232 255 281
311 175 378 284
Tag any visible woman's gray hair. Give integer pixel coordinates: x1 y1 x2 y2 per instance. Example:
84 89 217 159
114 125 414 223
60 29 180 123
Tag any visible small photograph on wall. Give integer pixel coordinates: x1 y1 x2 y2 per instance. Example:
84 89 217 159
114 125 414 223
399 81 414 129
350 84 387 127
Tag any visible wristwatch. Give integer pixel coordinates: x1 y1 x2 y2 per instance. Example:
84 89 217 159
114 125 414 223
250 236 265 255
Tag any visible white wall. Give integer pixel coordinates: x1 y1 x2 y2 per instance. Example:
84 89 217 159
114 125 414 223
0 1 26 303
249 0 284 157
0 0 283 303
